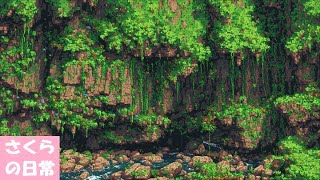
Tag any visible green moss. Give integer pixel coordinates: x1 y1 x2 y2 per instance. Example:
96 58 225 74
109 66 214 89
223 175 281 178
0 0 37 22
45 0 75 17
286 0 320 53
271 136 320 179
189 162 243 179
275 85 320 115
209 0 269 54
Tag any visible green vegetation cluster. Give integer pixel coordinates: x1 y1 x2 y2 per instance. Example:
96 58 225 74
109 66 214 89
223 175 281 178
209 0 270 55
286 0 320 54
0 1 319 173
268 136 320 179
275 84 320 119
188 160 243 179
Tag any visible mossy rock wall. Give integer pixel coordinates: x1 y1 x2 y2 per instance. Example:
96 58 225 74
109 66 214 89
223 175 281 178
0 0 319 151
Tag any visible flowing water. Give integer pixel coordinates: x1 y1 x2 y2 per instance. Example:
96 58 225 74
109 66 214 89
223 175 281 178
60 153 194 180
60 143 261 180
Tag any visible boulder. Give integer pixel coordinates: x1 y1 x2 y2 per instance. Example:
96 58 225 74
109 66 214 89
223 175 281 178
111 171 122 180
74 164 84 171
217 160 231 168
182 155 191 162
61 161 76 172
254 165 265 176
90 156 110 170
189 156 213 168
161 162 182 177
78 157 90 167
144 154 163 163
236 164 248 173
123 163 151 179
218 150 230 161
79 171 90 180
142 160 152 166
263 169 273 177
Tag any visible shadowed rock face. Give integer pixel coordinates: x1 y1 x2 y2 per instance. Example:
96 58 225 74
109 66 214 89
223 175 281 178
0 0 319 153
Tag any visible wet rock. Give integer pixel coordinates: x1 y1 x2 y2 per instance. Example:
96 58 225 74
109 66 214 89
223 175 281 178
116 155 129 162
254 165 265 176
79 171 90 180
111 171 122 180
182 155 191 162
90 157 109 170
218 150 229 161
175 159 183 163
61 161 76 172
233 155 241 163
74 164 84 171
161 162 182 177
176 153 184 159
112 160 118 164
130 151 140 158
217 160 230 168
195 144 206 155
142 160 152 166
78 157 90 167
68 159 76 164
144 154 163 163
123 163 151 179
236 164 248 173
189 156 213 168
179 170 187 176
263 169 273 177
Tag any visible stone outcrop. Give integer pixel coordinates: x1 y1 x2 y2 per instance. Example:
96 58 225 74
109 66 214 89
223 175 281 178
160 162 182 177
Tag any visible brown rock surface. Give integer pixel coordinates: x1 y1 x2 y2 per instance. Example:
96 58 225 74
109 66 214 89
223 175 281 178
161 162 182 177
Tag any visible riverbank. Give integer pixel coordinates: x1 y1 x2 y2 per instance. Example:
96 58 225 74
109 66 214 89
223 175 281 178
60 145 269 179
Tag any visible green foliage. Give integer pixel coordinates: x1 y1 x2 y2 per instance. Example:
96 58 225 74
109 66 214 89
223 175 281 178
275 85 320 115
209 0 269 54
0 119 11 135
87 0 211 61
0 30 37 80
0 87 15 114
45 0 74 17
189 162 243 179
52 24 105 68
0 0 37 22
83 150 93 160
0 119 23 136
130 169 149 177
102 131 126 143
207 97 266 143
286 0 320 53
271 136 320 179
304 0 320 16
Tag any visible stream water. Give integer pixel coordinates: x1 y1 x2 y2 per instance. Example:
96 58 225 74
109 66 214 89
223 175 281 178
60 153 194 180
60 142 261 180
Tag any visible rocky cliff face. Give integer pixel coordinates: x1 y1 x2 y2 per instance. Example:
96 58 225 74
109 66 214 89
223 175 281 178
0 0 319 152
